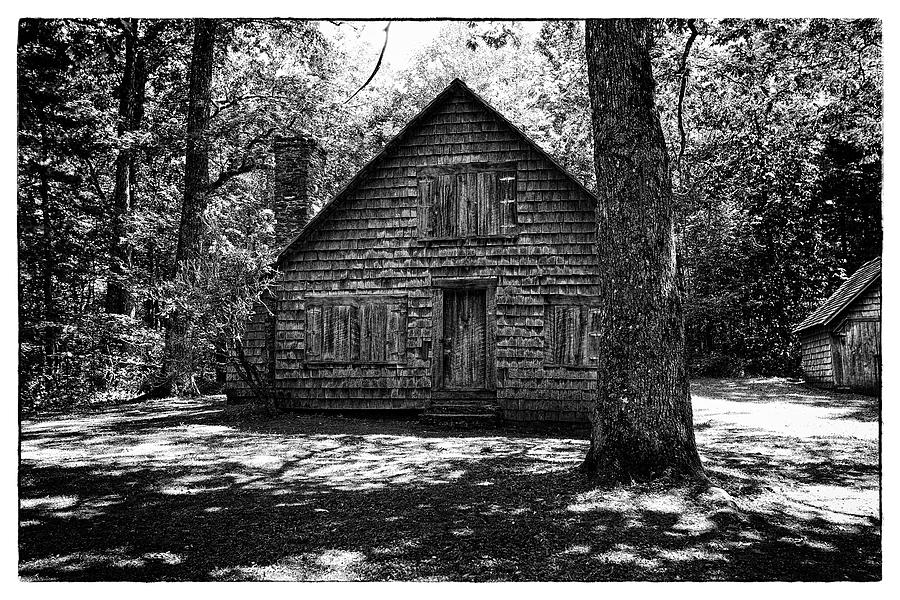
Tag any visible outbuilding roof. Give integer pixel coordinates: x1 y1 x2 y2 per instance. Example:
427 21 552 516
275 78 598 263
794 256 881 333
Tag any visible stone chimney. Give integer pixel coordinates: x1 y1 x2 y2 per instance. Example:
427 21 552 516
272 135 325 247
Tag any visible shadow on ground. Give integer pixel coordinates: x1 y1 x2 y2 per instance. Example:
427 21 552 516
19 379 881 581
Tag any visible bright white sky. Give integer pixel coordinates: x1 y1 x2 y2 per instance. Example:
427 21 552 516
363 20 445 69
335 20 545 73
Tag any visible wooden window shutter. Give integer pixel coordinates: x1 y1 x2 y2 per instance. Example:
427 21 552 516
305 304 322 361
417 178 435 237
335 304 359 361
456 172 478 237
359 303 387 362
476 172 498 235
547 304 583 365
322 304 336 360
358 303 374 362
547 306 557 363
561 306 582 365
348 304 360 361
321 304 359 362
435 174 456 237
498 171 517 233
386 302 407 363
583 307 603 365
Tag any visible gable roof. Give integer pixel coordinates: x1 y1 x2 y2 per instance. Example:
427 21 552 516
794 256 881 333
276 78 599 263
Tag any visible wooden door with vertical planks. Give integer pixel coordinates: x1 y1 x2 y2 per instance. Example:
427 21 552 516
833 319 880 393
442 289 487 389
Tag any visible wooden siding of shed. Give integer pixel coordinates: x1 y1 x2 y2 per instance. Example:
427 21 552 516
276 87 599 422
799 329 834 386
831 281 881 392
837 280 881 322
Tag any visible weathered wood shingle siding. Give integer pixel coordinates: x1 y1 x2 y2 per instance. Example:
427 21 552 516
276 87 599 421
799 329 834 386
837 281 881 322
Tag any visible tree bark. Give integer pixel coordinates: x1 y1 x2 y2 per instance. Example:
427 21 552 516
174 18 216 271
38 159 57 378
161 18 217 395
106 18 147 315
582 19 705 483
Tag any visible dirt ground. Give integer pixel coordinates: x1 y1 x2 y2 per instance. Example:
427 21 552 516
18 378 880 581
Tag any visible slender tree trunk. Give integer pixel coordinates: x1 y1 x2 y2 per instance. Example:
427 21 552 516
161 18 217 395
143 240 160 328
582 19 705 483
213 331 228 384
38 160 57 379
106 18 146 315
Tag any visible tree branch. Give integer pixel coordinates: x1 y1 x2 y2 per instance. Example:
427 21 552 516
206 160 258 193
229 334 275 411
205 124 284 193
208 93 297 122
117 18 137 39
80 155 108 204
345 21 391 104
327 20 359 30
676 19 699 177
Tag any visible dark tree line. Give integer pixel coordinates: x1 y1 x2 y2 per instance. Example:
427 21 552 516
17 18 345 409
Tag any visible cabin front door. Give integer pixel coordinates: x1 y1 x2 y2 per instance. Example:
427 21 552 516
440 288 488 390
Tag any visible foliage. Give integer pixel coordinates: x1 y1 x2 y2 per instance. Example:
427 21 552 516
17 19 346 410
659 19 883 375
17 19 883 411
18 19 122 409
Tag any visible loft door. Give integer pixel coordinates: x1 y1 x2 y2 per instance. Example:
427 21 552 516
441 289 487 389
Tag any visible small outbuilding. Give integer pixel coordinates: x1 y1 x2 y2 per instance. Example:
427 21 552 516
795 257 881 395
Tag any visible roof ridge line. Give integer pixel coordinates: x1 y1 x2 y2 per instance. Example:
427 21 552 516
794 256 882 333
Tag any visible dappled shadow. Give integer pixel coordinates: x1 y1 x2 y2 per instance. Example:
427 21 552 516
19 380 881 581
834 400 881 423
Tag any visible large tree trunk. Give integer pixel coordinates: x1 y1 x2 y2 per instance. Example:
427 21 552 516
106 18 147 315
582 19 705 483
161 18 217 395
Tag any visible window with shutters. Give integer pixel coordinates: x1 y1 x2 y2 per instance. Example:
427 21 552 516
417 162 518 239
544 301 602 367
304 295 407 365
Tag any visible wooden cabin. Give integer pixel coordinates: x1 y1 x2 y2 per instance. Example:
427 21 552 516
795 257 881 395
227 79 603 423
